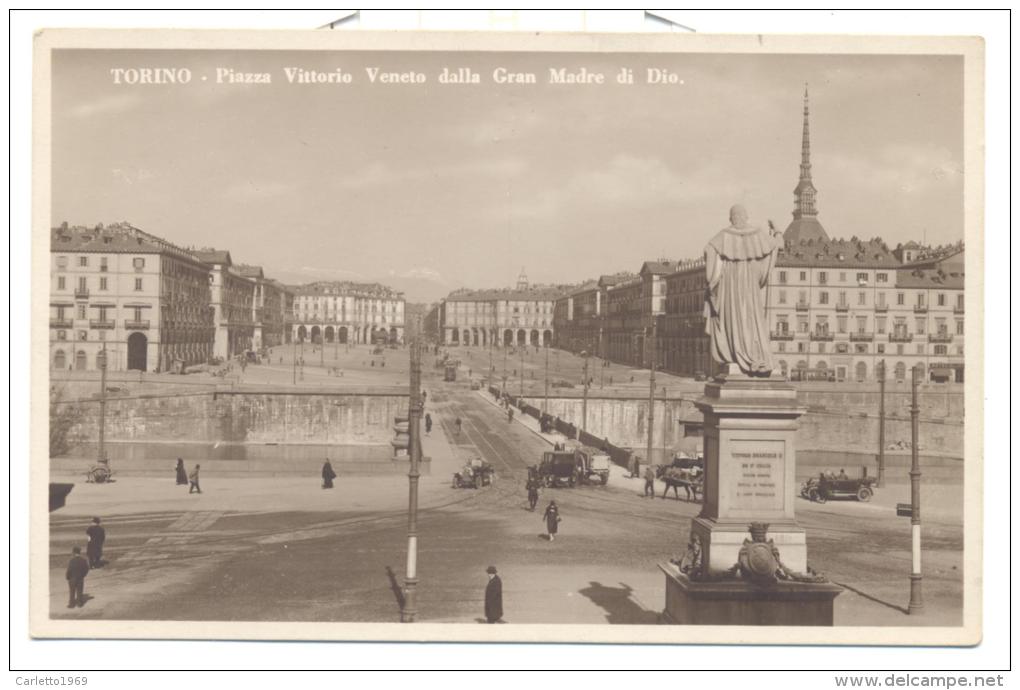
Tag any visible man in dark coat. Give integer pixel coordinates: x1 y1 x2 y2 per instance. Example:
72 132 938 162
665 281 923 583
424 413 433 434
85 517 105 568
66 546 90 608
322 459 337 489
484 565 503 623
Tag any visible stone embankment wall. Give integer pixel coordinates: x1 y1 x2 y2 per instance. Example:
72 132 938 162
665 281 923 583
499 381 964 457
51 388 415 476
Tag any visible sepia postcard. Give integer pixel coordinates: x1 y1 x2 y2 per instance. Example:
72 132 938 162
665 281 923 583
31 28 984 646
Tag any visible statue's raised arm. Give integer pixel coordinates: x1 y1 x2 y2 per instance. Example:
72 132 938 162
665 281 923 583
703 205 783 377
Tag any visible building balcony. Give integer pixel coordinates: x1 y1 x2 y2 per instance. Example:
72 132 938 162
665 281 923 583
89 319 115 329
809 332 834 341
849 332 874 342
928 333 953 343
794 302 810 312
874 304 888 312
835 303 849 312
125 319 150 330
770 331 795 341
74 287 90 299
50 318 73 329
889 333 913 343
913 305 928 313
953 306 964 314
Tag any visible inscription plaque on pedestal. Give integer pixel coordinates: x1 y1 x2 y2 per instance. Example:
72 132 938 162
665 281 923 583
726 439 785 516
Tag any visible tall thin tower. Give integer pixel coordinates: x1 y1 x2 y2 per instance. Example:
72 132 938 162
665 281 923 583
784 84 829 244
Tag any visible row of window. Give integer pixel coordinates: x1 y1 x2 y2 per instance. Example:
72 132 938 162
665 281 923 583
54 305 149 321
777 270 889 284
56 255 146 271
774 316 964 336
775 341 963 356
57 275 146 292
776 289 963 308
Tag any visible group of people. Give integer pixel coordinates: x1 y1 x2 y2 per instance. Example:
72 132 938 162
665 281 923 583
174 458 202 494
65 516 106 609
821 468 851 481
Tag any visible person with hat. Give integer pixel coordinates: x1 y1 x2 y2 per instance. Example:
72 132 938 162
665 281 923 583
85 517 106 568
65 546 90 608
484 565 503 624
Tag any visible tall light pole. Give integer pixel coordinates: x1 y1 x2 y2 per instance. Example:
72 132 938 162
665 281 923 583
581 350 590 434
519 345 524 396
908 363 924 615
97 345 108 466
646 323 657 467
402 319 423 622
544 344 550 414
877 360 886 488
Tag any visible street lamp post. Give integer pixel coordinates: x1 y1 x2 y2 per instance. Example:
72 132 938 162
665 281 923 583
908 363 924 615
877 360 886 488
401 324 423 622
97 345 108 466
544 344 550 415
646 323 657 467
292 337 297 385
581 350 590 435
520 345 524 396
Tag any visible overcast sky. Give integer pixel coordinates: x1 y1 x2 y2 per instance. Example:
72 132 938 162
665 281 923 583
51 49 964 301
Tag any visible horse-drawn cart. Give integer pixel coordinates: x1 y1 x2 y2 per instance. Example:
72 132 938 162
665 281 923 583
800 470 877 503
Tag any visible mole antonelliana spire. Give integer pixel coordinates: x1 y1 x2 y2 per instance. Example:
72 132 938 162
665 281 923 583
784 84 829 244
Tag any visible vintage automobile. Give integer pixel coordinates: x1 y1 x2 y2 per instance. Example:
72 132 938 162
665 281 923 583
452 458 495 489
800 469 878 503
444 363 458 382
536 450 580 488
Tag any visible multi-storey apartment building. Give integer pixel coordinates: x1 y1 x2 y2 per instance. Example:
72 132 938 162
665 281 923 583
292 281 405 345
193 250 256 361
440 270 571 347
50 223 214 373
236 265 294 351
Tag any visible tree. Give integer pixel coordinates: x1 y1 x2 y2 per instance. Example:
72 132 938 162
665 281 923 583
49 385 82 457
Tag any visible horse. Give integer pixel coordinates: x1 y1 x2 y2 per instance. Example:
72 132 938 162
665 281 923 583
656 464 702 502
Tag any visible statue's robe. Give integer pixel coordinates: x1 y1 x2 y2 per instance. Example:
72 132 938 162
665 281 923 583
703 226 781 376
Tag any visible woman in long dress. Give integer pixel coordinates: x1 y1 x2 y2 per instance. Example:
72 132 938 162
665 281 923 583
175 458 188 485
542 500 560 541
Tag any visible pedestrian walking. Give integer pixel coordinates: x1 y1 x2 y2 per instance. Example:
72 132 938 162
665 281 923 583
631 454 641 479
65 546 90 608
85 517 106 568
542 500 561 541
424 413 433 434
526 478 539 511
484 565 503 623
644 465 656 498
321 459 337 489
175 458 188 485
454 417 462 436
507 408 514 423
188 464 202 494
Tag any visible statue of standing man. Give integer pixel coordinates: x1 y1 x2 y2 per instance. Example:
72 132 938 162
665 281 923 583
704 205 783 377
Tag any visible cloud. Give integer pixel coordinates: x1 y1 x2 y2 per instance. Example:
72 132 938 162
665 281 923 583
223 180 296 201
332 157 528 190
827 144 962 195
68 93 142 119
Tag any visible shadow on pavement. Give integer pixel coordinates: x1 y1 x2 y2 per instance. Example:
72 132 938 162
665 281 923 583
834 581 909 615
578 581 659 625
385 565 405 611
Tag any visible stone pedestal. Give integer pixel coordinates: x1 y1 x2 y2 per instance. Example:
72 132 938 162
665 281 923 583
659 563 842 626
693 370 808 573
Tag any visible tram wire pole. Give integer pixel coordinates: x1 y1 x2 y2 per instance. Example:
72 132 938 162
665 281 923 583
907 363 924 615
877 360 886 488
401 319 423 622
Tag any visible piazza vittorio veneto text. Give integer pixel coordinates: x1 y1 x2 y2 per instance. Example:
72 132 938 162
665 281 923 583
34 30 980 646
